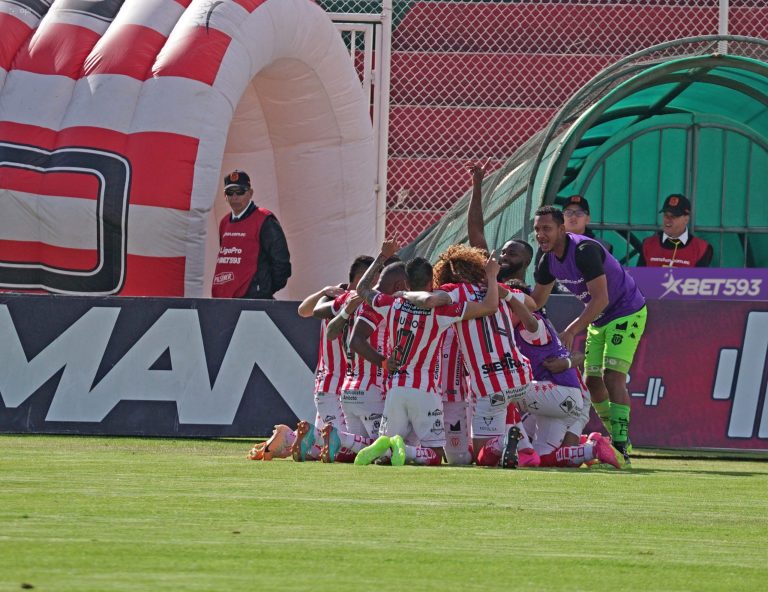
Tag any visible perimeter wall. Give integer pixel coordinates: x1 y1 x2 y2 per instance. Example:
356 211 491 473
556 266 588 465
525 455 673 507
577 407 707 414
1 280 766 451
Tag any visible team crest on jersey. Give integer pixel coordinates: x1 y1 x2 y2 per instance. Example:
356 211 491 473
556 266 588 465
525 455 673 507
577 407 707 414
430 417 444 437
612 334 624 345
559 396 578 415
489 392 505 407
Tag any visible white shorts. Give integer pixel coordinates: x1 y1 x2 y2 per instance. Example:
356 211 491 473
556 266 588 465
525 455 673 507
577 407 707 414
517 382 588 455
314 391 346 430
340 385 385 439
516 381 584 421
471 386 526 438
443 399 472 465
380 386 445 448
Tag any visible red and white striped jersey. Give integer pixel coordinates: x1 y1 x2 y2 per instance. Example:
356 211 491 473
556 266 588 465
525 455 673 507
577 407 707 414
371 292 466 393
440 282 533 397
517 317 552 346
341 303 388 392
437 328 468 403
314 291 354 394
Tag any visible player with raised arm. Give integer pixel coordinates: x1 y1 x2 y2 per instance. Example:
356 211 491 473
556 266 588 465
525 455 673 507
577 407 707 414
324 261 406 441
467 163 533 283
530 206 647 463
352 241 501 466
321 261 444 466
401 244 535 467
296 256 373 436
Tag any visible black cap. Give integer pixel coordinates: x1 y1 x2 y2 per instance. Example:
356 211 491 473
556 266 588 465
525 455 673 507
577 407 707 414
563 194 590 214
224 170 251 191
660 194 691 216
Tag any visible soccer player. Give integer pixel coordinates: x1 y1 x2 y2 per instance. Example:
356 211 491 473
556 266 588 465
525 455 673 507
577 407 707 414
247 420 376 463
325 261 407 439
297 256 373 430
503 287 625 469
467 163 533 283
530 206 647 463
438 327 473 465
353 240 502 466
403 244 535 467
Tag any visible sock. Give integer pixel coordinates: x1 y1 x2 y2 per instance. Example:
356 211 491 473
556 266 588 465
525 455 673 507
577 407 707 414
515 423 534 451
505 404 521 424
539 444 594 467
338 431 373 454
404 445 441 466
609 403 630 446
304 427 324 460
306 444 322 460
476 437 502 466
334 448 357 463
592 399 612 432
444 445 473 466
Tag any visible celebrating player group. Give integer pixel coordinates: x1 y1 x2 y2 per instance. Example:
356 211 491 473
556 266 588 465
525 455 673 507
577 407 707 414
249 163 646 469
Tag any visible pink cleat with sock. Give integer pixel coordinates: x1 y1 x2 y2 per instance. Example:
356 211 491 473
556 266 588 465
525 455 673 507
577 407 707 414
591 434 626 469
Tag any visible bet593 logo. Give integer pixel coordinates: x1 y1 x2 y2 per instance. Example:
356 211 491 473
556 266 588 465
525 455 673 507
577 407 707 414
660 273 762 298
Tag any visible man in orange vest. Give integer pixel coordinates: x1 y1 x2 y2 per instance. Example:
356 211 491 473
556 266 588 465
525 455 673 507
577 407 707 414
212 170 291 298
637 193 713 268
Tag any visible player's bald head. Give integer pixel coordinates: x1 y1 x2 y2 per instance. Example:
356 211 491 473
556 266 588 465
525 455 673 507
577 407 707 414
378 261 407 294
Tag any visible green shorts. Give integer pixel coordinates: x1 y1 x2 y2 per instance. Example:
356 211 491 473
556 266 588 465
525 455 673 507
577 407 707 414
584 306 647 376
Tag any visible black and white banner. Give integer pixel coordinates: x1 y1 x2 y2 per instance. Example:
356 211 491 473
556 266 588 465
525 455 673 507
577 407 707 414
0 294 319 437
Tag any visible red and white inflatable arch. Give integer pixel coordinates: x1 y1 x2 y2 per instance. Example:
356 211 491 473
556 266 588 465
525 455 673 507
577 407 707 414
0 0 376 298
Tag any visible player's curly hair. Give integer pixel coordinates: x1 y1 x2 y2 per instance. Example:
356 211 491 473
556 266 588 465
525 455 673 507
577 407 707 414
433 244 488 287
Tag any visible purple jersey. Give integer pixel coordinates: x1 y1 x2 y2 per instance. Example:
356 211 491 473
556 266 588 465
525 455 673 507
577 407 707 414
515 313 582 389
541 234 645 326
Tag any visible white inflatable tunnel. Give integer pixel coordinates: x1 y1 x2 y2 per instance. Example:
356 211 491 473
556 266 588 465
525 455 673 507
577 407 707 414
0 0 376 299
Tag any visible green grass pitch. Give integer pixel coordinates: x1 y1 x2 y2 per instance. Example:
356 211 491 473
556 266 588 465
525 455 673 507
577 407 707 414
1 435 767 592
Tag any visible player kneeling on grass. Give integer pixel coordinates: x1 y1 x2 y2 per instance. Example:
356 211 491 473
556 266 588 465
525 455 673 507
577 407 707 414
352 241 503 466
494 285 625 469
323 260 407 440
438 327 474 466
396 244 536 468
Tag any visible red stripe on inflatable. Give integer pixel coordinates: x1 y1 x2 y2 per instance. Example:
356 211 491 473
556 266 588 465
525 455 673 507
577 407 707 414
0 240 98 271
125 132 198 211
0 122 57 149
0 246 186 295
152 26 231 86
173 0 194 7
0 14 33 72
233 0 268 12
0 122 199 211
120 254 186 296
84 24 167 80
13 23 100 79
0 168 100 200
